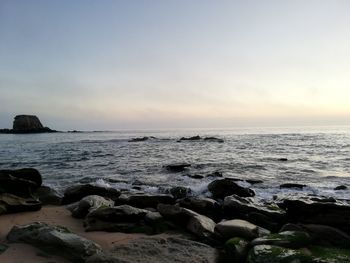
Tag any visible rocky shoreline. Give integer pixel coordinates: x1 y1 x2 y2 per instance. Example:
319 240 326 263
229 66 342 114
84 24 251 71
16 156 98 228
0 168 349 262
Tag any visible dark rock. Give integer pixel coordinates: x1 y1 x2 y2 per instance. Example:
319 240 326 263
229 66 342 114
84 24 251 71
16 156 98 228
178 197 222 221
251 231 311 249
0 169 41 198
207 171 223 177
203 137 224 143
7 222 102 263
128 136 149 142
277 158 288 161
169 186 192 200
0 193 41 214
62 184 121 204
214 219 270 240
0 168 42 187
164 163 191 172
0 243 8 254
276 194 350 234
34 185 62 205
127 194 175 208
84 205 149 232
223 195 286 228
225 237 249 263
334 185 347 190
1 115 57 133
283 224 350 248
208 178 255 199
85 236 221 263
67 195 114 219
178 135 201 141
246 179 264 185
246 245 312 263
280 183 306 189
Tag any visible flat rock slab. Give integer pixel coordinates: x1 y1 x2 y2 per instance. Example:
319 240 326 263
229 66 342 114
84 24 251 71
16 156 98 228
86 236 221 263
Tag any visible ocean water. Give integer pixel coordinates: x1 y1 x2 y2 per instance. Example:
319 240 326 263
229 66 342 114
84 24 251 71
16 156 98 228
0 126 350 200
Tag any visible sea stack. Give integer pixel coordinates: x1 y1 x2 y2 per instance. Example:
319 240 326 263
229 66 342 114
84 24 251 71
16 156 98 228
0 115 57 133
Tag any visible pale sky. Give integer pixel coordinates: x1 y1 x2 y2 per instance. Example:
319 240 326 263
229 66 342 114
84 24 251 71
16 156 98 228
1 0 350 130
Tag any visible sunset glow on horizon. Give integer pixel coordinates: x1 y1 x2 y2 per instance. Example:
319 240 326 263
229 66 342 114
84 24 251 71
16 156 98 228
1 0 350 130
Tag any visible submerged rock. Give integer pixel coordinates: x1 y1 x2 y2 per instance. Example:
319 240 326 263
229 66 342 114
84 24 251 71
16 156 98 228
164 163 191 172
203 137 224 143
280 183 306 189
178 135 202 141
7 222 102 263
128 136 150 142
86 236 221 263
334 185 347 190
208 178 255 199
62 184 121 204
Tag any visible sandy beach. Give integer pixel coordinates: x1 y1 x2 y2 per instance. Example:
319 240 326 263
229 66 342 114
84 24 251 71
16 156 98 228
0 206 145 263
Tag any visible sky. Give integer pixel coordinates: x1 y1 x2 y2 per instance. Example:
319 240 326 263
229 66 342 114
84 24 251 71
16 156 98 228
1 0 350 130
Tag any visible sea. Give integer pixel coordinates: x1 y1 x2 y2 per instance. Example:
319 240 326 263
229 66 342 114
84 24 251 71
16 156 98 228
1 126 350 201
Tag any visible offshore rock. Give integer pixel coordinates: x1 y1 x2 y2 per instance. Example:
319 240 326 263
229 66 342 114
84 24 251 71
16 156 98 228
208 178 255 199
86 236 221 263
0 115 57 133
7 222 102 263
62 184 121 204
164 163 191 172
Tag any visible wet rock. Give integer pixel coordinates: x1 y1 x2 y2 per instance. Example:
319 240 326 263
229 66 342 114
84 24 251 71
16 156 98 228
203 137 224 143
214 219 270 240
169 186 192 200
164 163 191 172
308 245 350 263
208 178 255 199
84 205 149 232
0 193 41 215
277 158 288 161
286 224 350 248
157 204 198 225
178 135 201 141
34 185 62 205
128 136 149 142
280 183 306 189
67 195 114 218
246 179 264 185
207 171 223 177
224 195 285 230
0 243 8 254
7 222 102 263
334 185 347 190
62 184 121 204
276 194 350 234
246 245 312 263
225 237 250 263
178 197 222 221
251 231 311 249
86 236 221 263
186 213 216 239
127 194 175 208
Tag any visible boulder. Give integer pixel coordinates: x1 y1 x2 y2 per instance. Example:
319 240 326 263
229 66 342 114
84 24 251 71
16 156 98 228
7 222 102 263
251 231 311 249
62 184 121 204
225 237 250 263
178 197 222 221
34 185 62 205
85 236 221 263
186 213 216 239
0 168 42 197
208 178 255 199
214 219 270 240
67 195 114 218
164 163 191 172
127 194 175 208
0 193 41 215
276 194 350 234
84 205 149 232
246 245 312 263
223 195 285 230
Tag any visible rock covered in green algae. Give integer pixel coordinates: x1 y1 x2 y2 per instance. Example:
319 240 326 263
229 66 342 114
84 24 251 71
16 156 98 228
225 237 250 263
7 222 102 263
251 231 311 249
67 195 114 218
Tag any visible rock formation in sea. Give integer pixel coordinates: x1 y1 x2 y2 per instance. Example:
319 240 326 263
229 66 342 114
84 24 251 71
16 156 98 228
0 115 57 133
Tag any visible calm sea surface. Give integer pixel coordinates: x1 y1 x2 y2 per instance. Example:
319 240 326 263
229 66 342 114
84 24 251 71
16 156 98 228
1 127 350 200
